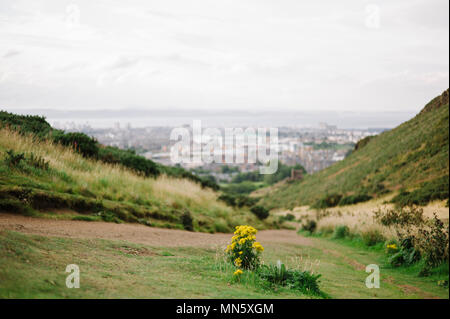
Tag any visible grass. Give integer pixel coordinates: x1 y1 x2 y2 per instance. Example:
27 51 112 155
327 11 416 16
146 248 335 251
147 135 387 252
1 230 448 298
259 90 449 210
0 128 276 233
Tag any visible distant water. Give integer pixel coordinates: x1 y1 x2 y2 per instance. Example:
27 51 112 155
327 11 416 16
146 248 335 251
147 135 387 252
47 112 416 130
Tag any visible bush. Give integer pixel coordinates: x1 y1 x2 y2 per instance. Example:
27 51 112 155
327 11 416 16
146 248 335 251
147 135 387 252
27 153 49 170
213 220 230 233
181 210 194 231
257 263 324 297
375 206 449 272
250 205 269 220
301 219 317 233
338 194 372 206
387 238 420 267
361 229 385 246
4 150 25 167
0 111 52 138
332 225 349 239
391 176 449 207
313 193 342 209
218 193 258 208
53 131 99 158
415 214 449 269
226 225 263 270
281 213 295 222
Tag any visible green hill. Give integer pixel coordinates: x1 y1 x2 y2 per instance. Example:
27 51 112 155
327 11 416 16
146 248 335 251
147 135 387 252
0 112 276 232
259 89 449 210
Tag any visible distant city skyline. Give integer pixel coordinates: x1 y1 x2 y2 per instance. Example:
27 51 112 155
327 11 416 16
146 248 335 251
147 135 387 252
3 107 418 129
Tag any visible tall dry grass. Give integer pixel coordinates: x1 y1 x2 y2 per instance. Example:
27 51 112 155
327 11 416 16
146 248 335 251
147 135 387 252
288 196 448 242
0 128 232 217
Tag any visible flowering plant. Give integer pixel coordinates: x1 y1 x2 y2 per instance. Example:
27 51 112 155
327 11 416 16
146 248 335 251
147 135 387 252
386 243 398 254
226 225 264 270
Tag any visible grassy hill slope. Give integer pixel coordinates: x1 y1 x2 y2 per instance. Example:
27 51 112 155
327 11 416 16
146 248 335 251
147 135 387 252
259 89 449 210
0 121 274 233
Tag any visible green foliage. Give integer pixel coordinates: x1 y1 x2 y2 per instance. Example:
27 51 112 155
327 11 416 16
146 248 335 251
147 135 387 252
301 219 317 233
221 181 259 194
1 110 219 190
353 135 374 151
332 225 350 239
4 150 50 173
416 214 449 269
256 263 325 297
338 194 372 206
279 213 295 222
4 150 25 167
98 146 160 177
218 193 258 208
226 225 262 270
0 111 52 138
230 162 306 185
181 210 194 231
27 153 49 170
388 238 421 267
259 91 449 209
391 176 449 207
52 131 99 158
375 206 449 274
313 193 342 209
361 229 385 247
250 205 269 220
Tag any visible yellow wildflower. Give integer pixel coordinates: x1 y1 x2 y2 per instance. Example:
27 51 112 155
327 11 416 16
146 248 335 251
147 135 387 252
233 269 243 276
387 244 398 250
252 242 264 252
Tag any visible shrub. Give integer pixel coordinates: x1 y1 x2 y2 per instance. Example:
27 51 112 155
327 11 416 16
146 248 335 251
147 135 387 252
313 193 342 209
301 219 317 233
361 229 385 246
235 195 258 208
53 131 99 158
279 213 295 222
4 150 25 167
332 225 349 239
415 214 449 269
181 210 194 231
391 176 449 207
218 194 236 207
257 262 324 297
388 238 420 267
385 240 399 255
213 220 230 233
226 225 263 270
0 198 35 216
250 205 269 220
375 206 448 272
218 194 258 208
0 111 52 137
338 194 372 206
27 153 49 170
374 206 426 230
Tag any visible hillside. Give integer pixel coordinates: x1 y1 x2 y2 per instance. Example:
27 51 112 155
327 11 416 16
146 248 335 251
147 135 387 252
0 113 274 233
259 89 449 210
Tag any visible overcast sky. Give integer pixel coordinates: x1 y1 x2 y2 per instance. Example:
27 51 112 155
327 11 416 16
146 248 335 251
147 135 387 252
0 0 448 116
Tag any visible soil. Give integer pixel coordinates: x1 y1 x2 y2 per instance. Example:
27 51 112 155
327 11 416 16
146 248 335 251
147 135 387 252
0 213 313 248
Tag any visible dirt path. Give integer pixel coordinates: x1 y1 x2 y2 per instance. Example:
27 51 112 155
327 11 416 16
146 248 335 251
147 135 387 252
0 213 313 248
0 213 444 299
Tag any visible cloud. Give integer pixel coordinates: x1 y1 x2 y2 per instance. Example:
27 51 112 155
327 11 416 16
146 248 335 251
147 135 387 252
0 0 448 117
2 49 21 58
